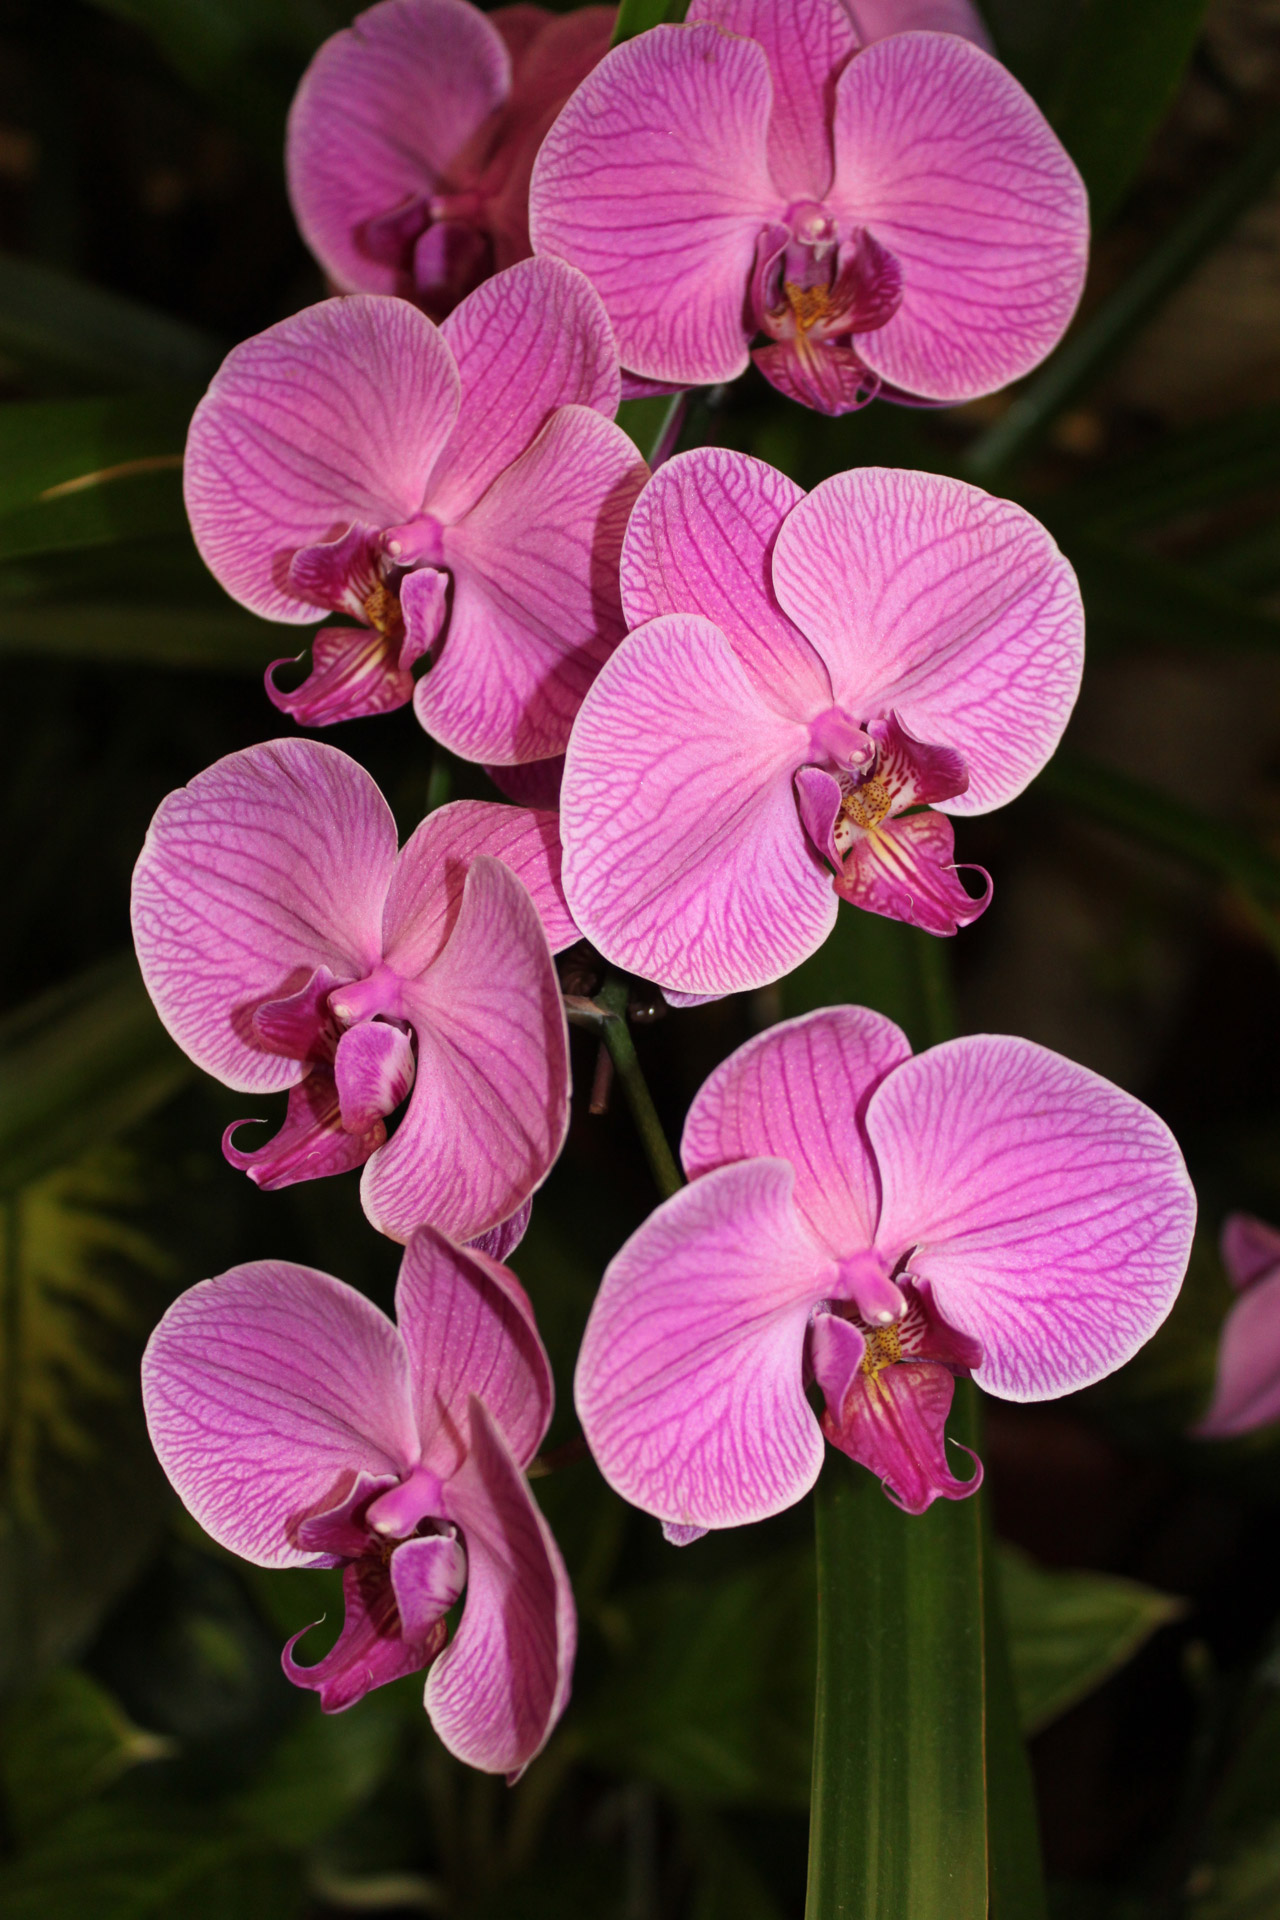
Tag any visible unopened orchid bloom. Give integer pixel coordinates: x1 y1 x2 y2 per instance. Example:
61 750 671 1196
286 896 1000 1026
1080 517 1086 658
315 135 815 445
131 737 574 1245
184 260 646 757
576 1007 1195 1524
530 0 1087 414
143 1227 573 1776
1195 1214 1280 1438
288 0 614 319
560 448 1083 995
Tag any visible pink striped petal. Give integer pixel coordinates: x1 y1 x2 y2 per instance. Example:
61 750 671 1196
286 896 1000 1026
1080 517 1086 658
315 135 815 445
1196 1267 1280 1438
819 1348 979 1513
394 1226 553 1476
529 24 779 385
829 33 1087 401
869 1037 1197 1402
770 469 1084 813
285 1558 447 1710
834 807 991 936
334 1020 416 1131
561 614 835 995
430 256 622 521
483 757 564 809
142 1260 418 1568
424 406 645 763
1221 1212 1280 1292
363 857 570 1243
686 0 856 200
185 297 461 623
131 740 397 1093
469 1199 533 1265
431 1398 575 1776
681 1005 911 1254
382 797 576 980
575 1159 835 1529
620 449 829 711
285 0 511 298
845 0 991 48
223 1068 387 1189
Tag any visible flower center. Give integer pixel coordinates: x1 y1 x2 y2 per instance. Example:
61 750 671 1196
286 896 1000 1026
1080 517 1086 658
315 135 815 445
837 773 894 837
362 579 403 638
860 1323 903 1377
785 281 835 335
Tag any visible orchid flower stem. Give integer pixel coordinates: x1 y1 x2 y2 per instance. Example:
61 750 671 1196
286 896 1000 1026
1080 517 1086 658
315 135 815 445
595 976 683 1200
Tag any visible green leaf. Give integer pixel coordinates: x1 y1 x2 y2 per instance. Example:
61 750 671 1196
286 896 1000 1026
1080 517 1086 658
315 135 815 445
0 254 225 392
0 391 202 559
0 954 193 1195
966 110 1280 482
805 1391 988 1920
1045 0 1210 229
1 1669 172 1844
612 0 688 45
998 1544 1184 1736
1187 1822 1280 1920
232 1686 410 1850
984 1521 1049 1920
580 1550 815 1807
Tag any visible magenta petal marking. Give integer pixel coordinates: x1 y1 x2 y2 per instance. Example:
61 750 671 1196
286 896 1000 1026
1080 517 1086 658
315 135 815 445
334 1020 416 1133
252 965 343 1060
575 1159 835 1530
753 338 879 416
266 625 417 727
1221 1212 1280 1292
662 1522 709 1547
821 1354 980 1514
795 764 843 868
399 566 450 667
468 1199 532 1267
1197 1265 1280 1438
833 808 991 937
296 1469 399 1561
391 1531 468 1638
140 1259 419 1569
431 1398 575 1778
681 1005 911 1256
808 1311 866 1409
867 712 969 810
284 1557 448 1711
224 1068 387 1189
288 524 384 615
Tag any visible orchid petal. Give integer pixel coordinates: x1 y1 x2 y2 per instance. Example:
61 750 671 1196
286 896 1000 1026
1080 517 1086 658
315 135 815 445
131 739 398 1092
752 338 880 416
431 1398 575 1777
266 624 415 728
394 1225 553 1475
869 1036 1197 1401
391 1531 469 1638
223 1068 386 1188
430 256 622 521
483 757 564 809
829 33 1087 401
382 797 576 979
619 449 829 708
770 468 1084 812
468 1199 533 1266
363 857 570 1243
423 407 645 763
561 614 835 995
185 296 461 622
334 1020 416 1132
529 24 779 385
834 807 990 936
686 0 856 200
820 1351 980 1513
846 0 992 48
681 1005 911 1255
794 764 843 869
1196 1268 1280 1438
285 0 511 298
142 1260 419 1569
575 1159 835 1529
285 1559 447 1710
1221 1212 1280 1292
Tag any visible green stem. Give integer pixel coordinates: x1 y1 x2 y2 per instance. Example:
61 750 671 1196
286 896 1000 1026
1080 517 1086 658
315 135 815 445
595 976 683 1201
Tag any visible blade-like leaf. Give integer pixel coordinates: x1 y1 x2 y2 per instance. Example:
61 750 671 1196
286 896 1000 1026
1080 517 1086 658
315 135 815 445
985 1518 1049 1919
0 253 225 391
0 1670 172 1845
1046 0 1210 229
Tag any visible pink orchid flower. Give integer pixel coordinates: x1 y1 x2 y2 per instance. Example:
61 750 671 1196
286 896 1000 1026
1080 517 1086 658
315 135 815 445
529 0 1087 414
131 737 575 1246
576 1007 1196 1524
288 0 614 319
184 260 647 757
1195 1214 1280 1438
560 448 1083 996
143 1226 573 1777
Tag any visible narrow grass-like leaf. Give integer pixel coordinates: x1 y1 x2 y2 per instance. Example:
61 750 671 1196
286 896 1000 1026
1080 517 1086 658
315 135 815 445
612 0 687 44
0 253 225 390
1 1669 172 1844
985 1520 1050 1919
966 111 1280 482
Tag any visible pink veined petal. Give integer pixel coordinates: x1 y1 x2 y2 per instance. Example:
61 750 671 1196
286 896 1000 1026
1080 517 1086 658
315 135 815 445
833 807 991 936
483 756 564 809
285 0 511 298
561 614 835 995
131 739 398 1093
141 1260 419 1569
686 0 857 200
334 1019 416 1132
430 256 622 520
382 797 576 979
424 406 646 764
184 296 462 623
394 1225 554 1476
1221 1212 1280 1292
431 1397 575 1777
468 1198 533 1265
1196 1267 1280 1438
869 1035 1198 1402
681 1005 911 1255
266 624 416 728
285 1557 448 1710
770 468 1084 813
529 24 781 385
575 1159 836 1529
845 0 992 49
620 448 830 711
392 1531 469 1637
752 338 881 417
363 857 570 1244
819 1344 980 1513
223 1067 387 1189
828 33 1088 402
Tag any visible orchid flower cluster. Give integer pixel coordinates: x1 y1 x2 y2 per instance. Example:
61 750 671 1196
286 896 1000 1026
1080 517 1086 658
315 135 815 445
132 0 1201 1783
